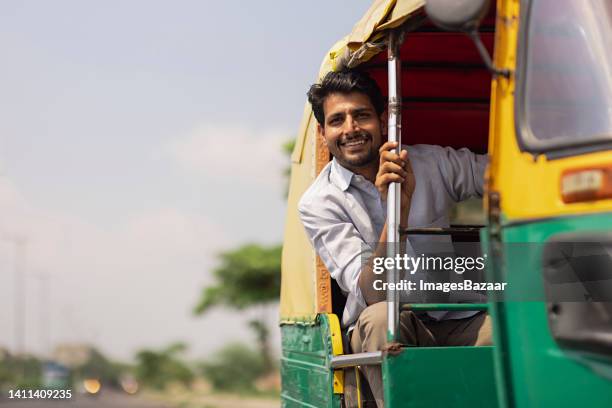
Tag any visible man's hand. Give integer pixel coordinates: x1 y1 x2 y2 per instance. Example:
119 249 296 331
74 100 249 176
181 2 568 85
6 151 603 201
375 141 415 219
360 142 416 305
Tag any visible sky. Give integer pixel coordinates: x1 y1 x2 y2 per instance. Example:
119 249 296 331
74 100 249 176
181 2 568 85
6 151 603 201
0 0 372 361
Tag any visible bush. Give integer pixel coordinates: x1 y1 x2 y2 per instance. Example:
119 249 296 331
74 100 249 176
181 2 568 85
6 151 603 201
135 343 194 390
201 343 266 392
75 348 122 387
0 355 42 390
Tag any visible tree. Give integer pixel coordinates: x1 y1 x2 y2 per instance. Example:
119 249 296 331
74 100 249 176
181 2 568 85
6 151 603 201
193 244 281 372
75 347 123 386
194 139 291 376
0 353 42 389
282 139 296 198
134 342 194 390
200 343 266 391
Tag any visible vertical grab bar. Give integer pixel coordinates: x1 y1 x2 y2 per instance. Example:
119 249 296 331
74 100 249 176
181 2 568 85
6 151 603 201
386 30 403 342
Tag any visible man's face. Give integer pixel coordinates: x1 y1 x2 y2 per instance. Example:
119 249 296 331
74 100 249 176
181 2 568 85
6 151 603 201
320 92 386 171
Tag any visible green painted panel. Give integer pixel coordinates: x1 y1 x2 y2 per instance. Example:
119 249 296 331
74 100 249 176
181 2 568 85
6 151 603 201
280 315 341 408
491 212 612 408
383 346 498 408
407 303 488 312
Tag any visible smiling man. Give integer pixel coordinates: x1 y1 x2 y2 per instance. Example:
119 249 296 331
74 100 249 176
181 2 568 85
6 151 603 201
298 70 491 407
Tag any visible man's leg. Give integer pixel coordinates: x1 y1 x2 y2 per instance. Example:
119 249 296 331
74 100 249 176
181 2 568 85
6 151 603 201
350 302 436 408
426 312 493 346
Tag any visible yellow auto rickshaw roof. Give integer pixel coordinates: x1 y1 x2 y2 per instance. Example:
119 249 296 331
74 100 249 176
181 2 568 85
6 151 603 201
322 0 424 75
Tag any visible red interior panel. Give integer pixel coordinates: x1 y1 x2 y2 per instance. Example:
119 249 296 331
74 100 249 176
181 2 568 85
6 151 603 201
362 14 496 153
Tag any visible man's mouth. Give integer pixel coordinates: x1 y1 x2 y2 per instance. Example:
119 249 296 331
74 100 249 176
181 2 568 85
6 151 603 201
339 134 370 149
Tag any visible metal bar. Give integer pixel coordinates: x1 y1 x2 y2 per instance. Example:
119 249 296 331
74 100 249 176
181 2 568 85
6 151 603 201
399 226 483 235
413 26 496 33
467 30 511 79
366 61 489 70
402 303 489 312
329 351 383 369
402 97 490 104
386 29 402 343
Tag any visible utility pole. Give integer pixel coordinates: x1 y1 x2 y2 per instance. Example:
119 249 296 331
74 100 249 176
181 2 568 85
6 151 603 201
14 238 27 358
1 233 28 380
32 271 51 358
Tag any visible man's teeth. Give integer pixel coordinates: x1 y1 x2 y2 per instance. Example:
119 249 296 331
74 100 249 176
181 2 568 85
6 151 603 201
344 139 366 147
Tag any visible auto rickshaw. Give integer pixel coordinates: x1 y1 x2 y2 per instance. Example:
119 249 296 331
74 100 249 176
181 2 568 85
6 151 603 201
280 0 612 406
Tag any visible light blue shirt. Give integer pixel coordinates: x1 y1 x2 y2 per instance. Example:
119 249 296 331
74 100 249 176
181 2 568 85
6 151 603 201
298 144 487 328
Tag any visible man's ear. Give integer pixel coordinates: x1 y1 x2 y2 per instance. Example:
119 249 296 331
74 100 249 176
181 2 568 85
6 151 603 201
317 123 325 140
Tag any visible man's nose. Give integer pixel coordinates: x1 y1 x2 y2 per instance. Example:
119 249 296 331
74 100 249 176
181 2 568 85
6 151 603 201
342 115 359 134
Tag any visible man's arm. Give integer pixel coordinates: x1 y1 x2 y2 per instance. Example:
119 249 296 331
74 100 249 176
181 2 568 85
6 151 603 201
436 146 487 201
298 200 373 304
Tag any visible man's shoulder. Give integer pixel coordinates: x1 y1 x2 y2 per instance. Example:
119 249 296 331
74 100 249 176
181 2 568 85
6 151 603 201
297 161 335 215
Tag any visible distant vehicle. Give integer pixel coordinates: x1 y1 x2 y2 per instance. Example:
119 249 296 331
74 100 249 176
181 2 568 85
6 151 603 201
41 361 70 389
82 378 102 396
120 375 139 395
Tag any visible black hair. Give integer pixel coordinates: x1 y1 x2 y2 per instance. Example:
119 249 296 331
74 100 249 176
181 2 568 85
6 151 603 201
307 70 385 126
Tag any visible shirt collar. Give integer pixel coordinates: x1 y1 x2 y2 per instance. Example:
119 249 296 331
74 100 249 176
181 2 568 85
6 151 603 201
329 158 355 192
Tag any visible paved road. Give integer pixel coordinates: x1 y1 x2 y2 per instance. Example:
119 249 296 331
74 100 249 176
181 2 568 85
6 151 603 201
0 391 171 408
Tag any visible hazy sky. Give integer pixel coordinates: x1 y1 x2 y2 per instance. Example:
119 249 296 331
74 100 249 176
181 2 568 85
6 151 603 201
0 0 372 360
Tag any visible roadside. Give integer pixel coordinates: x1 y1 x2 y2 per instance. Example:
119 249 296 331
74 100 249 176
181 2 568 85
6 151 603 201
143 389 279 408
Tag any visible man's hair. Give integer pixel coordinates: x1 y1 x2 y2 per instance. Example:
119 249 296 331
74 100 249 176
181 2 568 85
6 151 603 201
307 70 385 126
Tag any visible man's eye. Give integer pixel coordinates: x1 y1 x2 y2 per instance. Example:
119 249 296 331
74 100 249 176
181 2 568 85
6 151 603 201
329 117 342 126
357 112 370 119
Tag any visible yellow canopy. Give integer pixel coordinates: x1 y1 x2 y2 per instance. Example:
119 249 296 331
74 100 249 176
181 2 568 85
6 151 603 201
280 0 425 323
325 0 424 73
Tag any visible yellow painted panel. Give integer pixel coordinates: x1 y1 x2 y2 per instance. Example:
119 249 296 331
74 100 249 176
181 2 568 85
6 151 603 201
280 106 318 322
327 313 345 394
489 0 612 220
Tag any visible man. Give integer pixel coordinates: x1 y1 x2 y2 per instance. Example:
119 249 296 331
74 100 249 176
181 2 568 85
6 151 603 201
298 69 492 408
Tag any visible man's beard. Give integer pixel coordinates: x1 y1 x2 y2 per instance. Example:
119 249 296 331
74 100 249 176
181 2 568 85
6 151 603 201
338 131 378 168
342 147 377 167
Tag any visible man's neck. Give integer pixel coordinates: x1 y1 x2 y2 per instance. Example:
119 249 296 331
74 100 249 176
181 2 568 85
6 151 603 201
348 162 378 183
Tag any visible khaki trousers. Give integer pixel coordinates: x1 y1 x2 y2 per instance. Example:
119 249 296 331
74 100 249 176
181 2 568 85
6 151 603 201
349 301 492 408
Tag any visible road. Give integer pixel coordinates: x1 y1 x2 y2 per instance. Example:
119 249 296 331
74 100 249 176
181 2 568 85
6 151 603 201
0 391 171 408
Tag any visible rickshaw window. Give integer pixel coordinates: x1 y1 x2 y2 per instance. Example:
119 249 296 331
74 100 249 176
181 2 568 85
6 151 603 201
516 0 612 157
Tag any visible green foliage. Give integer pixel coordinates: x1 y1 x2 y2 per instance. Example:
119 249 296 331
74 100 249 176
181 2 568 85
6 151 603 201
192 137 291 382
135 342 194 390
200 343 266 391
283 138 296 198
248 319 274 372
75 348 122 386
0 354 42 390
282 139 296 156
193 244 281 314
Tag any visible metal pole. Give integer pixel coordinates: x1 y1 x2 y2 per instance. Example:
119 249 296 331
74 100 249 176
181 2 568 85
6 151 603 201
35 272 50 358
386 30 402 342
15 239 26 357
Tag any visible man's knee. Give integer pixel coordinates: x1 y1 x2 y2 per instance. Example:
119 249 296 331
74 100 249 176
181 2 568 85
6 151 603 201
359 302 388 329
351 302 388 352
475 314 493 346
